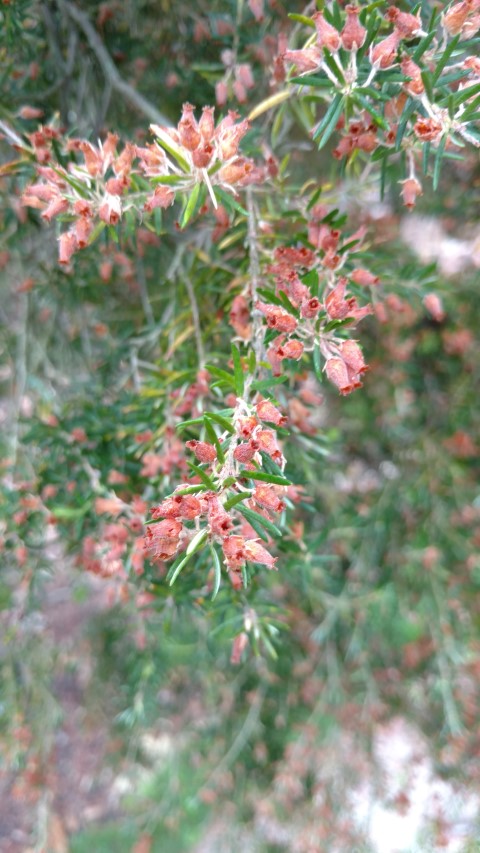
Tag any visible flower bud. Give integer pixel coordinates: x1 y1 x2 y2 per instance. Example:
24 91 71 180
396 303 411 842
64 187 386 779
400 176 422 209
178 103 201 151
369 31 401 69
312 11 341 52
423 292 446 322
58 231 77 265
341 5 366 50
185 440 217 463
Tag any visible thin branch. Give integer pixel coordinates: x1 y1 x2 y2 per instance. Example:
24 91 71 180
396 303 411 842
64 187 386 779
184 276 205 368
58 0 170 127
246 186 265 368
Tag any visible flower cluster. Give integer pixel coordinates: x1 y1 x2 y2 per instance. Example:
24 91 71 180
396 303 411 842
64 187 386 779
144 397 294 588
229 210 375 396
282 2 480 207
21 104 262 263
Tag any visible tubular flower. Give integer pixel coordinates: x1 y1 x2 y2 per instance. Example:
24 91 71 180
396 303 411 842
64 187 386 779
341 5 367 50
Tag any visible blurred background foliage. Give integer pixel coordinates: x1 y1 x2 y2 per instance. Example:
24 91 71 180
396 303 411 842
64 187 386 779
1 0 480 851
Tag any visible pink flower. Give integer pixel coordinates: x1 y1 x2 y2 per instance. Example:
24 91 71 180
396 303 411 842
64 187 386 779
423 292 446 322
185 440 217 463
400 177 423 209
58 231 77 265
244 539 277 569
341 5 367 50
312 11 341 52
256 400 287 426
256 301 297 333
350 269 380 287
144 185 175 212
338 340 368 374
98 193 122 225
369 31 401 69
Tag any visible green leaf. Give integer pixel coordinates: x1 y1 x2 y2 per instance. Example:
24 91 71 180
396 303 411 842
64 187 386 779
287 12 315 27
205 364 236 388
223 491 252 510
257 287 298 317
238 505 282 540
322 49 345 86
231 343 245 396
290 75 332 89
432 34 460 85
203 417 225 464
313 94 345 150
210 546 222 600
186 528 208 556
214 186 248 217
239 469 291 486
205 412 235 434
250 375 288 393
167 531 207 586
433 133 447 191
181 182 201 228
352 94 389 130
412 30 436 63
313 340 323 383
187 462 216 489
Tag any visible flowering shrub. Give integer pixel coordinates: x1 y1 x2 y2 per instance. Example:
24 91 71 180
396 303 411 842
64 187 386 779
1 0 479 667
2 1 480 848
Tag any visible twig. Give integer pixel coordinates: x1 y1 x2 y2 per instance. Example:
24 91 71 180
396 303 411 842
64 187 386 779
184 276 205 368
200 685 265 790
246 186 265 368
58 0 170 126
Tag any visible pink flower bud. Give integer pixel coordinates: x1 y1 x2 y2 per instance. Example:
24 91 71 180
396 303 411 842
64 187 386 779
232 80 247 103
283 48 322 74
401 57 425 96
218 158 254 186
256 301 297 333
325 357 359 395
341 5 367 50
178 102 201 151
256 400 287 426
386 6 424 38
312 11 341 52
223 535 247 568
338 340 368 374
41 196 69 222
215 80 228 107
237 416 258 439
199 106 215 142
443 1 470 35
413 118 443 143
236 63 255 89
301 297 322 319
369 31 401 69
244 539 277 569
185 440 217 463
350 268 380 287
248 0 264 21
253 484 285 512
75 216 93 249
98 193 122 225
144 185 175 212
231 632 249 664
400 176 423 209
423 292 446 322
234 441 258 463
192 143 214 168
279 339 304 360
58 231 77 265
